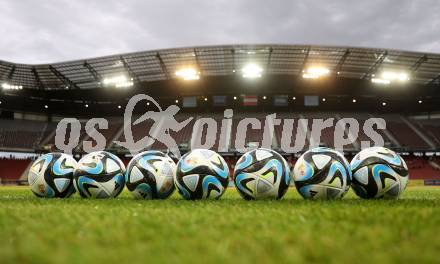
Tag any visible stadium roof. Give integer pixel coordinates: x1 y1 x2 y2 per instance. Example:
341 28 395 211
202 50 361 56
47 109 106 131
1 44 440 90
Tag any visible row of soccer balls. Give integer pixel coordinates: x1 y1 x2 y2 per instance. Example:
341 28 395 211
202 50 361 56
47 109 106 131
28 146 409 200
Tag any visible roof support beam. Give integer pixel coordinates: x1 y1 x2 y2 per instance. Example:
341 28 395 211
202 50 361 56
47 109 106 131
156 53 171 80
120 56 139 83
32 67 44 90
49 65 79 89
335 49 350 74
299 46 311 74
231 49 236 74
428 74 440 86
83 61 102 82
362 50 388 80
193 49 202 75
267 47 273 69
7 65 16 80
410 54 428 72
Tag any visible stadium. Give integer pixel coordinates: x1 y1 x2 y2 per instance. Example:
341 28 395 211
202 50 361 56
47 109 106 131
1 44 440 262
1 44 440 182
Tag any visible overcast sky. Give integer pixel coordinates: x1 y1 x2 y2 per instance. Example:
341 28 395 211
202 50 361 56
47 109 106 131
1 0 439 64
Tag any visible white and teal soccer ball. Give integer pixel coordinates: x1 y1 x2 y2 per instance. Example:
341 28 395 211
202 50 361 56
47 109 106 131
28 153 77 198
293 147 351 199
233 148 291 200
125 151 176 199
174 149 229 200
350 147 409 199
73 151 125 198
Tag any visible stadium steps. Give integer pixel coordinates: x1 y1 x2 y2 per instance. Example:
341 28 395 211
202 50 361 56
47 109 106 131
335 113 360 150
368 114 401 148
429 160 440 170
40 124 57 146
299 114 310 150
19 160 34 182
400 116 436 150
36 122 48 146
108 123 125 148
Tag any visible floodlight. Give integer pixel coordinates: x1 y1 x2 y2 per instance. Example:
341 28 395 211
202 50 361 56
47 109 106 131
242 64 262 78
1 83 23 90
115 81 134 88
372 78 391 85
372 71 409 85
382 71 409 82
176 68 200 80
103 75 133 88
302 67 330 79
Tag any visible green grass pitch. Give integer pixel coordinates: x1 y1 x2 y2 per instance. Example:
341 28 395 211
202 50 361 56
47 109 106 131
1 186 439 264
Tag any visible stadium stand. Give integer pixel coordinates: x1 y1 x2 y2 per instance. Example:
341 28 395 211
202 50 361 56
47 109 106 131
405 156 440 180
2 44 440 183
2 113 440 153
413 119 440 148
0 119 48 150
0 158 31 183
385 116 430 150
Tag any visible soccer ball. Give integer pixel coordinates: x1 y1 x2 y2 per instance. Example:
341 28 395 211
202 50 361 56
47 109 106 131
73 151 125 198
28 153 77 198
350 147 409 199
233 148 290 200
292 147 351 199
125 151 176 199
174 149 229 200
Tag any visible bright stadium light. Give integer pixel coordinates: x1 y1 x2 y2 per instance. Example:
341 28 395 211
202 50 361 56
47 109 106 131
175 67 200 80
382 71 409 82
242 63 262 78
2 83 23 90
115 81 134 88
372 71 409 85
302 67 330 79
103 75 133 88
418 100 423 104
372 78 391 85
